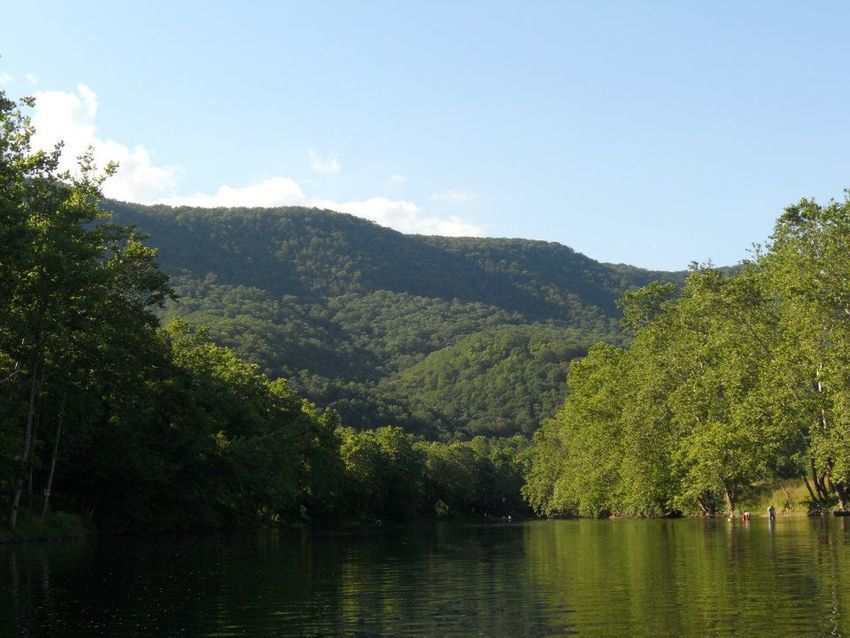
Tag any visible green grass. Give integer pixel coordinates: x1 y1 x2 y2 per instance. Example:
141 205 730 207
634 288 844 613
0 510 95 543
737 478 810 515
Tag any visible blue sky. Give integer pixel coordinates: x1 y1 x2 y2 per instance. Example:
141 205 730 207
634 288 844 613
2 1 849 270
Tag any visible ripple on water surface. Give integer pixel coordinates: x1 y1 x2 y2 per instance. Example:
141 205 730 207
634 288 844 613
2 517 850 637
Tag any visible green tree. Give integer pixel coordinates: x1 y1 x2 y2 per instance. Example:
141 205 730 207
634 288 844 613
522 344 626 517
524 262 788 518
762 195 850 511
664 266 782 514
338 426 424 520
0 91 169 529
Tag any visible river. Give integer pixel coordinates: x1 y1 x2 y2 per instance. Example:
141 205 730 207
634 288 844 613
3 517 850 636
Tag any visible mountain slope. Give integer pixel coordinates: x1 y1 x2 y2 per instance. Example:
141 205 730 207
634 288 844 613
105 200 682 437
380 325 593 436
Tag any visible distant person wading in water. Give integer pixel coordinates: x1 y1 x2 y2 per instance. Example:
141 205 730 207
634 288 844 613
767 505 776 520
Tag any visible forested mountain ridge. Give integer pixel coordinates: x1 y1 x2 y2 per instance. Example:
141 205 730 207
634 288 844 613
1 85 534 536
105 200 683 437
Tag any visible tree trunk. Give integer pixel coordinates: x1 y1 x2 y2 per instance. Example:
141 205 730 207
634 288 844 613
802 473 818 503
723 481 737 514
818 471 831 502
41 393 65 517
26 412 40 507
811 457 830 503
833 480 850 512
1 359 21 384
779 480 793 506
8 348 42 531
697 493 716 516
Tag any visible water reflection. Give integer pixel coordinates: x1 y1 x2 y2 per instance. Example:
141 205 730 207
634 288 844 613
524 517 850 637
2 518 849 636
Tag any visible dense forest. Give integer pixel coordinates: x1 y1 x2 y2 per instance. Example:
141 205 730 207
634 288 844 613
104 200 682 438
5 86 850 539
524 194 850 517
0 92 529 536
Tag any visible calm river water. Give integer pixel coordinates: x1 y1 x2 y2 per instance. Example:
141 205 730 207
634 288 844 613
3 517 850 636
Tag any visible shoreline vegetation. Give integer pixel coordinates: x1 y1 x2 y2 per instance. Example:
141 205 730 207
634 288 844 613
5 93 850 543
0 477 831 545
0 511 94 543
0 475 833 545
0 457 827 544
522 193 850 520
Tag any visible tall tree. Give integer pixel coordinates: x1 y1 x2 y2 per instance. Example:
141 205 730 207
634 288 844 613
762 195 850 511
0 90 169 529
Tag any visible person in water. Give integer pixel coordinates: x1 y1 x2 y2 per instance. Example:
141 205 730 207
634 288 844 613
767 504 776 520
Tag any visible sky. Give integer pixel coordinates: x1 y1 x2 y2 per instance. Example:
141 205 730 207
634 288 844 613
2 1 850 270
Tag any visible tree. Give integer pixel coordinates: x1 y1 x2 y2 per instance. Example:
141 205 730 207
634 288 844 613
761 195 850 511
338 426 424 521
0 90 169 529
662 266 782 514
522 343 626 517
523 261 789 518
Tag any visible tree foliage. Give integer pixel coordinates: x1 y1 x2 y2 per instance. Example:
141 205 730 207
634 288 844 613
103 200 683 437
524 194 850 517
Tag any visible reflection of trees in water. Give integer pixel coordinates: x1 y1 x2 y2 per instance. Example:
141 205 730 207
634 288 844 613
1 527 570 636
276 524 573 635
4 521 850 636
523 518 850 637
2 542 83 636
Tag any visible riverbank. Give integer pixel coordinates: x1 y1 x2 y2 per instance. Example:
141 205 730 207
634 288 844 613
0 479 825 544
0 511 95 543
737 478 811 515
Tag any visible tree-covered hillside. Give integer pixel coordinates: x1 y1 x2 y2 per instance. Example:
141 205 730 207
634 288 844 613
381 326 593 436
105 200 682 437
0 92 530 536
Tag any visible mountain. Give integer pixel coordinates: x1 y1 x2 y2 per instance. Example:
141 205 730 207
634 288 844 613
104 200 682 438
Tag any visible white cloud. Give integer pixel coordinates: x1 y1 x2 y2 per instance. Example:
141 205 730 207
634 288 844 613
30 84 179 202
0 73 14 84
430 189 473 205
388 173 407 185
161 186 482 236
424 216 483 236
26 73 39 86
314 196 483 236
160 176 306 208
308 148 341 175
27 82 482 237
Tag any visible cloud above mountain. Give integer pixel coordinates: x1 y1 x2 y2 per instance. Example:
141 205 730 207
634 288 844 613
28 84 483 237
31 84 181 202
